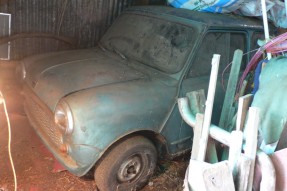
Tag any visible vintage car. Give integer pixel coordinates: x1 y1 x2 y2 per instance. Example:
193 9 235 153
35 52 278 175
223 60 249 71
20 6 267 191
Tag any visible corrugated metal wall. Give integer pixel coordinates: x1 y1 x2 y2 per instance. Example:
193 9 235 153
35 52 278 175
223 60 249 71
0 0 136 59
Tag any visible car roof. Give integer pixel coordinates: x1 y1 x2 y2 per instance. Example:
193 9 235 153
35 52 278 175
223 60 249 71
126 6 269 30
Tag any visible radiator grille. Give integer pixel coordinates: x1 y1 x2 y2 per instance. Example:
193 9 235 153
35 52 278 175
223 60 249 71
23 86 78 169
25 94 63 148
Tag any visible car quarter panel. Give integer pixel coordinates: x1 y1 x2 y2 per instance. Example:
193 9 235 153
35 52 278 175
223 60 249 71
62 77 178 174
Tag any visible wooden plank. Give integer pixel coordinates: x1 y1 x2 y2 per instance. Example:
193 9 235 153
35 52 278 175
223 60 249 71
235 154 252 191
188 160 235 191
236 94 253 131
191 113 204 160
227 106 236 131
228 130 243 177
202 161 235 191
219 49 243 129
245 107 260 191
205 138 218 163
198 54 220 161
186 89 206 114
239 80 248 97
186 90 212 161
186 90 218 162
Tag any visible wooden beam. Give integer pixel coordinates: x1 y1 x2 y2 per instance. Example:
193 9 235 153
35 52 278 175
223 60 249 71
219 49 243 130
186 89 205 114
198 54 220 161
236 94 253 131
245 107 260 191
236 154 252 191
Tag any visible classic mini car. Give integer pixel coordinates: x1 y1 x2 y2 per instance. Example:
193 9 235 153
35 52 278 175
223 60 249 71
20 6 267 191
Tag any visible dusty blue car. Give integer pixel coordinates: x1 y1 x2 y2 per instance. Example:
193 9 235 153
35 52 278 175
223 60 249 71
20 6 266 191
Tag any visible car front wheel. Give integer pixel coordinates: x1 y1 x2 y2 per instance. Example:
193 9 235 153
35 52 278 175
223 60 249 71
94 135 157 191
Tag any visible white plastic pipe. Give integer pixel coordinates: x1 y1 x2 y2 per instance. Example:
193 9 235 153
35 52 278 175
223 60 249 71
261 0 272 60
178 97 231 147
197 54 220 161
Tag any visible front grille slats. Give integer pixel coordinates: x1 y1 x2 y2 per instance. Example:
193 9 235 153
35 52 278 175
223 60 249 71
25 96 62 148
23 85 78 169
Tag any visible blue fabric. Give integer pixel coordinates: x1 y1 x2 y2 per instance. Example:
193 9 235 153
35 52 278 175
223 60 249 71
201 0 238 13
224 0 240 8
168 0 190 8
252 59 268 95
168 0 242 13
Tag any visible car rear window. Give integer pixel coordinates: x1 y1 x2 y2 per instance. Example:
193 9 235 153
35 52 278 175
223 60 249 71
100 13 197 74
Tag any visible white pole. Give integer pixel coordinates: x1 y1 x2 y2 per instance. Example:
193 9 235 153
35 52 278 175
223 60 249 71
261 0 272 60
197 54 220 161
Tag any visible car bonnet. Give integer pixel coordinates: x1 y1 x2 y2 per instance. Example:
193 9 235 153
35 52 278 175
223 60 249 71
23 48 145 110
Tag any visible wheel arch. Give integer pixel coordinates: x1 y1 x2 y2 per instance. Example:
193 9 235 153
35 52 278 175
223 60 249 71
89 130 168 176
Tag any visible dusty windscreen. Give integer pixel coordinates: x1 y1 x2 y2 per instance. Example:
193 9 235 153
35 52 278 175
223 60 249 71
100 13 196 74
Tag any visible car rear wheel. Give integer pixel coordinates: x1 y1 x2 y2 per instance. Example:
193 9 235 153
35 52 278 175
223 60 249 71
94 135 157 191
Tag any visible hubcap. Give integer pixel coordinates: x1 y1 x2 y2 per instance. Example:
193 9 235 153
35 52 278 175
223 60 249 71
117 155 142 182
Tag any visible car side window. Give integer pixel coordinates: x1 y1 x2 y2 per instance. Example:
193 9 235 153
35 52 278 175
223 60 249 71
188 32 246 78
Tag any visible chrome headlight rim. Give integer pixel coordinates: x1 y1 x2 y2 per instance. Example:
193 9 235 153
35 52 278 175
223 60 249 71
54 100 74 135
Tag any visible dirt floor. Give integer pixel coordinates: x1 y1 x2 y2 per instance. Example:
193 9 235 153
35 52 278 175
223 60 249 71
0 70 189 191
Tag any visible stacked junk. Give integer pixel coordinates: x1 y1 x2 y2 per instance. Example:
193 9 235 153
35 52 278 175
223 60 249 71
172 0 287 190
178 31 287 190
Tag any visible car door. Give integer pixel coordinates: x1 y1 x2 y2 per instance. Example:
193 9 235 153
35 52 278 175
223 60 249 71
161 30 248 155
181 31 247 122
162 31 248 155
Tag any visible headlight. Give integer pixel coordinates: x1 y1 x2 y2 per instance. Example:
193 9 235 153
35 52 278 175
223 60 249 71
54 100 74 134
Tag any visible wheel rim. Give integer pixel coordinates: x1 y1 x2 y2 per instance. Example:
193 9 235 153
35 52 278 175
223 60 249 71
117 155 142 183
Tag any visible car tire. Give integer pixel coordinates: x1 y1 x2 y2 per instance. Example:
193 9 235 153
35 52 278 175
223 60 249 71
94 135 157 191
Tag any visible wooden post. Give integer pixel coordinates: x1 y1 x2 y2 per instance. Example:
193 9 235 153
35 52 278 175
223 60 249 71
191 113 204 160
236 154 252 191
219 49 243 129
187 160 235 191
206 138 218 163
245 107 260 191
228 130 243 177
186 89 206 114
236 94 253 131
198 54 220 161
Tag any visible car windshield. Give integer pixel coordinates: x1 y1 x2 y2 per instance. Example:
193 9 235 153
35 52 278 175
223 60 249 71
100 13 197 74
